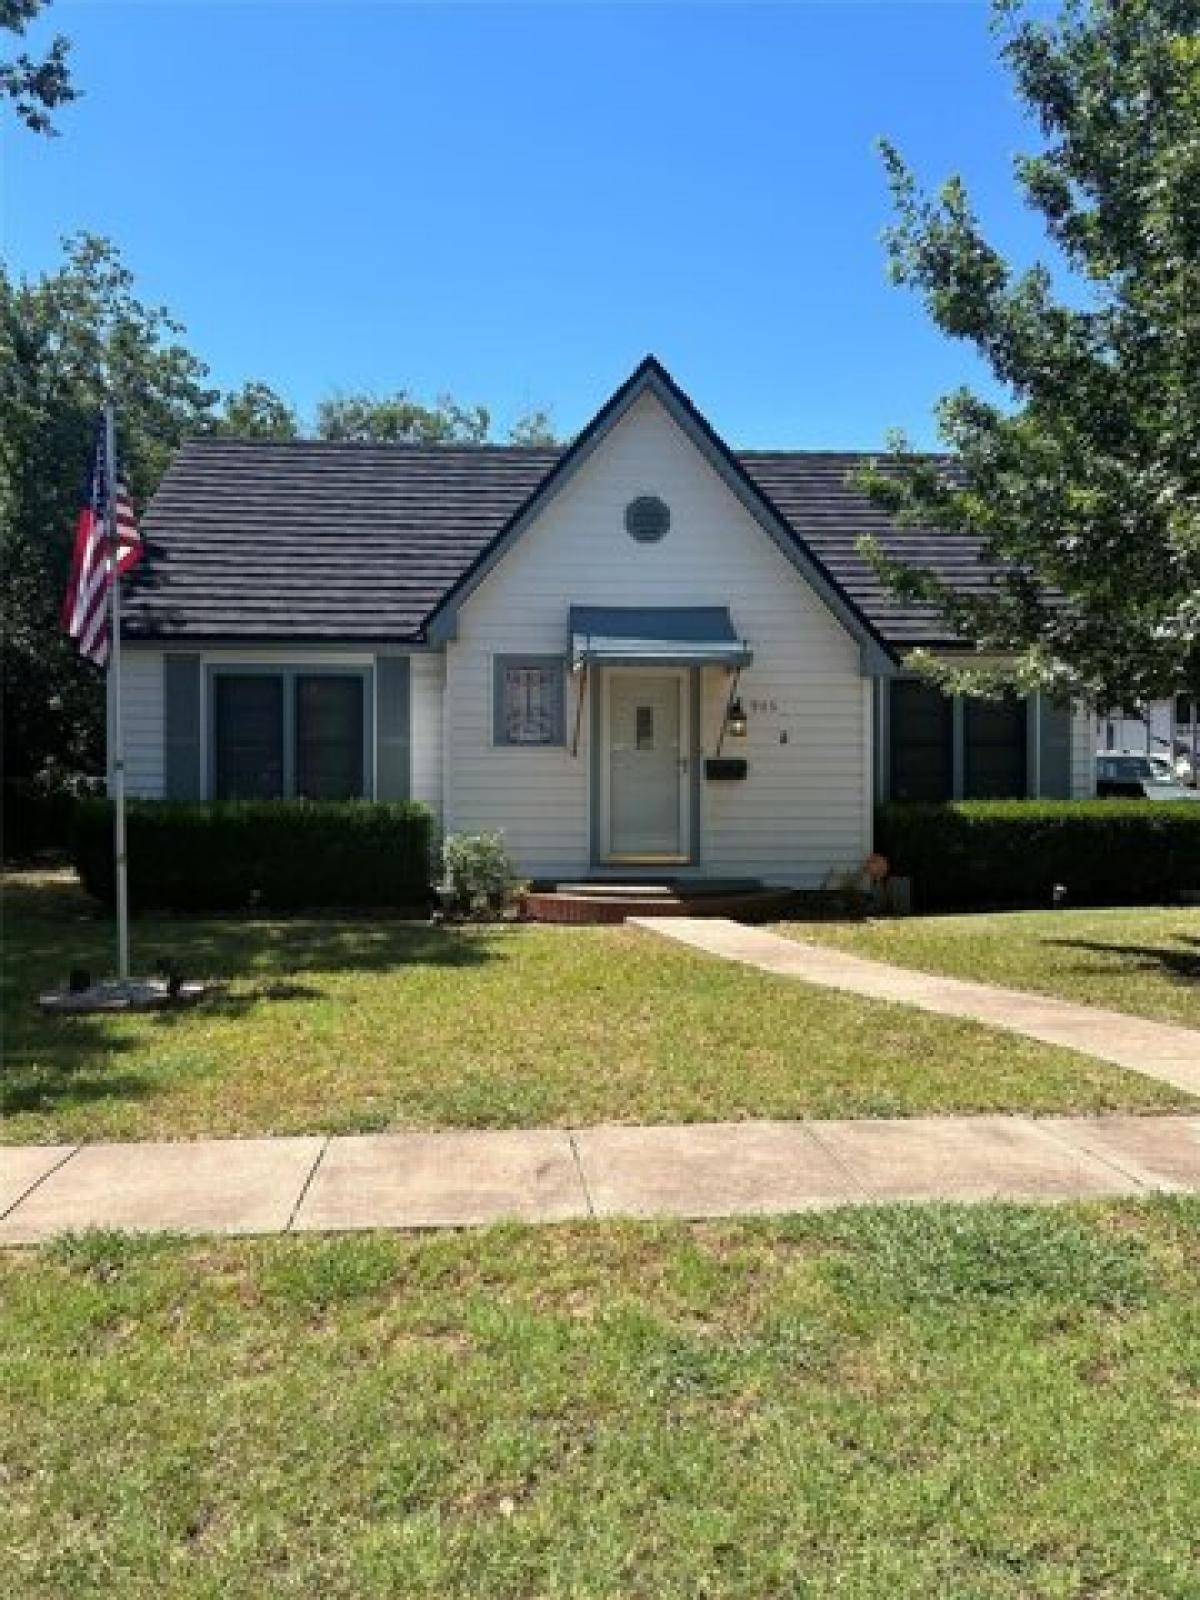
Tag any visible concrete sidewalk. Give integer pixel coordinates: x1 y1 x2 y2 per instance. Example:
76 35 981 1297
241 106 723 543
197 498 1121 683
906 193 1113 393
2 1114 1197 1244
633 918 1200 1096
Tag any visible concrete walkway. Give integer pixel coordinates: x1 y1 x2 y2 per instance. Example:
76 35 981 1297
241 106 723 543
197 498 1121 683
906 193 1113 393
633 918 1200 1097
2 1114 1197 1244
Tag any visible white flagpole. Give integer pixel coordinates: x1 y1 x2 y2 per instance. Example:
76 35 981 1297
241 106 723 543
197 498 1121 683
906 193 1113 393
105 400 131 980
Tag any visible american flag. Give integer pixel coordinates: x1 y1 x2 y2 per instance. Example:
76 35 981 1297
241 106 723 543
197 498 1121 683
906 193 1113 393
61 418 142 668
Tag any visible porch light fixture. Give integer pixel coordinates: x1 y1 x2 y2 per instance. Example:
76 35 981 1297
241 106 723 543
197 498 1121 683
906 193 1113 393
725 698 748 739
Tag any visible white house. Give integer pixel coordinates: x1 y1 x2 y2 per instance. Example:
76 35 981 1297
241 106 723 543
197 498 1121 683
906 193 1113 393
118 357 1097 889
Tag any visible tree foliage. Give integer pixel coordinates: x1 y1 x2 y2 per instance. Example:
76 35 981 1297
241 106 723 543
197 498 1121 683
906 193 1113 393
508 408 560 447
316 391 492 445
218 380 300 439
863 0 1200 707
2 0 75 133
1 236 223 782
1 238 291 783
316 391 560 446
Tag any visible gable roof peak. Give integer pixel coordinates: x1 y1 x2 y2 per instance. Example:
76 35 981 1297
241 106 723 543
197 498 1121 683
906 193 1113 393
422 354 896 673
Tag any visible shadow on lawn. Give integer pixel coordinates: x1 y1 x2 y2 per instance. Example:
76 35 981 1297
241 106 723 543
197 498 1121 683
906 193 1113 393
2 873 505 1121
1045 934 1200 989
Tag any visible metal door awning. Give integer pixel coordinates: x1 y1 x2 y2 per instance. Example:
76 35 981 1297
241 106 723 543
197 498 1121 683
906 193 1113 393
569 606 752 669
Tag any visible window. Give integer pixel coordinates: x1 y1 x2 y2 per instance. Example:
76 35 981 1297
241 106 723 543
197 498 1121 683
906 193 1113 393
889 680 953 801
963 694 1027 798
1176 695 1195 727
624 495 671 543
296 676 364 799
214 676 284 800
494 657 565 746
211 669 369 800
888 681 1032 801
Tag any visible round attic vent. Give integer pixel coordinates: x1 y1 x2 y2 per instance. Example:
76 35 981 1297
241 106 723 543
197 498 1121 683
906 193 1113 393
625 495 671 543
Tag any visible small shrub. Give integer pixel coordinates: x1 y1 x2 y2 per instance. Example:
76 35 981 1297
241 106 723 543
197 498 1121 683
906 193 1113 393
876 799 1200 911
72 798 434 912
440 831 517 913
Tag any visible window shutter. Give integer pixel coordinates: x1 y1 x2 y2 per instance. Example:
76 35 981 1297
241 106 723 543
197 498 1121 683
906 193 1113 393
376 655 411 801
1038 696 1073 798
163 654 202 799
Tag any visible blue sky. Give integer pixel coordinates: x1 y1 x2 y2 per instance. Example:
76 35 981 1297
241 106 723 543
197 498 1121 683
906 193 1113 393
4 1 1054 446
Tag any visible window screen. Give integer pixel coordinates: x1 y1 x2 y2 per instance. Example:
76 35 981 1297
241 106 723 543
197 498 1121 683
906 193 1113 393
497 660 563 745
963 694 1027 798
296 675 364 799
889 680 953 801
214 675 284 800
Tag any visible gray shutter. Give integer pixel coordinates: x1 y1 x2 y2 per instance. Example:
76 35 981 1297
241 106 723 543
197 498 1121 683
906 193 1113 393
1039 696 1073 798
163 654 202 800
376 655 411 801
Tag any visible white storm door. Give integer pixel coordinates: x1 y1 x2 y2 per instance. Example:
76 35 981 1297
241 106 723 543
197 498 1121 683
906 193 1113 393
604 670 689 860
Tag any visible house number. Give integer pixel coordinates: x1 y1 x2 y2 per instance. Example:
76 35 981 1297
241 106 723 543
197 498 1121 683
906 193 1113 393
748 697 779 714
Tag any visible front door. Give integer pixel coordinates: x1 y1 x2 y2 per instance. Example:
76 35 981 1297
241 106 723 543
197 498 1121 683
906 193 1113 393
603 670 689 861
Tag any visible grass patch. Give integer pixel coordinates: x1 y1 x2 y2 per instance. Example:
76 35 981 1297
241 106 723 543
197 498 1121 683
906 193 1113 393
819 1205 1153 1311
2 872 1190 1144
2 1200 1198 1596
780 905 1200 1028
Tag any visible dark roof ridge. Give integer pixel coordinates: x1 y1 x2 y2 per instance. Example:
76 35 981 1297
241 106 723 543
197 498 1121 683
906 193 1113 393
177 435 953 462
175 436 563 455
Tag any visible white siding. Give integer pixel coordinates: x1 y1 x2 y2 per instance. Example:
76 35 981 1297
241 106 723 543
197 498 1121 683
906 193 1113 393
1071 704 1097 797
410 653 444 820
443 391 869 885
113 650 165 798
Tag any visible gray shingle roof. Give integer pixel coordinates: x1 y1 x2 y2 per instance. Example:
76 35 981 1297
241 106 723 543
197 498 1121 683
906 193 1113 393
124 437 988 650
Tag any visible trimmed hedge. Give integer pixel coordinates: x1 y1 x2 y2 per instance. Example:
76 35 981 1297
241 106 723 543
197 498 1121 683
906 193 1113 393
73 799 435 911
876 800 1200 911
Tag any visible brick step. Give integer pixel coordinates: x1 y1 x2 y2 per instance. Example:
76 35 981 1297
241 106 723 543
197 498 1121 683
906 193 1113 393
523 887 799 925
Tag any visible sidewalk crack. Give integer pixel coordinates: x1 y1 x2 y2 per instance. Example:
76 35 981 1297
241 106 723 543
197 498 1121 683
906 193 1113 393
285 1136 331 1232
567 1132 595 1219
1032 1118 1158 1193
0 1144 81 1222
804 1123 875 1200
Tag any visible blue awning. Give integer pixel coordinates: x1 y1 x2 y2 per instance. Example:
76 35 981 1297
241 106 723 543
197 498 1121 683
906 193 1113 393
569 606 752 669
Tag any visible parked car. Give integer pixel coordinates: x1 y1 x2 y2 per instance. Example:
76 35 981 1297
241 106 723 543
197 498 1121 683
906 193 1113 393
1170 744 1196 786
1095 754 1200 801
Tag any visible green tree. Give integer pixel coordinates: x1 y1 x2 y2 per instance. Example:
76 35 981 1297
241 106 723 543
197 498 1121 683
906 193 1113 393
2 0 75 133
316 390 491 444
863 0 1200 710
508 408 560 447
1 235 221 783
218 380 300 439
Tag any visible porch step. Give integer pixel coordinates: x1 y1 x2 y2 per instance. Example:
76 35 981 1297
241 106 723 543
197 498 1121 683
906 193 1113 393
523 882 800 926
551 878 763 899
552 882 677 898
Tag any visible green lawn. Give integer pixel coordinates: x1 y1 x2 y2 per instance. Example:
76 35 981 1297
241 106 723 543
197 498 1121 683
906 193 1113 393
3 874 1190 1144
3 1200 1198 1597
779 906 1200 1028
